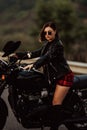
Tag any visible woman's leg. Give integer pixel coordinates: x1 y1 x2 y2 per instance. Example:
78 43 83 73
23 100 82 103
50 85 70 130
52 84 70 105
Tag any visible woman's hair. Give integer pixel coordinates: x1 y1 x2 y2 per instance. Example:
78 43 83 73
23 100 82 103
39 21 59 42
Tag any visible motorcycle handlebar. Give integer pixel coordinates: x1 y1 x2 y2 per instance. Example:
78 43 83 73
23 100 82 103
9 56 18 63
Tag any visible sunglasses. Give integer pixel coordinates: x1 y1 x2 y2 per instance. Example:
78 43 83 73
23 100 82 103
44 31 52 36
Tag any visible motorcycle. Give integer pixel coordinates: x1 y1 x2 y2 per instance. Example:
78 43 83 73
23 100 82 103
0 41 87 130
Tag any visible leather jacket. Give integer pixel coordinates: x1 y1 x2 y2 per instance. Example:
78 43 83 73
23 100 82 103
30 38 72 83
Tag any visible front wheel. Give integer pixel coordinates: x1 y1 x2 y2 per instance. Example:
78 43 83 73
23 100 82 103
0 98 8 130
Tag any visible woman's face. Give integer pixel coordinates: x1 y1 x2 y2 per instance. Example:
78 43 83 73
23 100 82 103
44 26 56 42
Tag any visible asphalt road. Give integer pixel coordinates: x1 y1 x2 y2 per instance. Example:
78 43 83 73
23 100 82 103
1 89 67 130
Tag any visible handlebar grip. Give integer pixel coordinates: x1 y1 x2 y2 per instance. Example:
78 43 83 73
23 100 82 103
9 56 18 62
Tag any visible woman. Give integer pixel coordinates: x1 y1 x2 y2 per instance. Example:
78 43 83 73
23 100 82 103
15 21 74 129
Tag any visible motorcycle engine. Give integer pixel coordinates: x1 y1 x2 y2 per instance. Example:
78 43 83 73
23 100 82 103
12 86 50 127
76 88 87 115
8 69 51 127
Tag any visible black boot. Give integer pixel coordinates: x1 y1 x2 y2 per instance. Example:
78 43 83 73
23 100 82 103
48 105 64 130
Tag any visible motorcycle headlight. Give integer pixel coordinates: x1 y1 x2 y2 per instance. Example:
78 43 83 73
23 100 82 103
1 74 5 80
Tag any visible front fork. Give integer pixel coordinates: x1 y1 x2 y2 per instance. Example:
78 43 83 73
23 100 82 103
0 80 6 96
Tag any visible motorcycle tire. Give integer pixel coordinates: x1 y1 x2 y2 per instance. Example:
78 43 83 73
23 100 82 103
64 123 87 130
0 98 8 130
65 123 87 130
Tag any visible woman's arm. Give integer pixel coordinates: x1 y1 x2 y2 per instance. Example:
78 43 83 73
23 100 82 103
33 42 64 69
15 47 42 60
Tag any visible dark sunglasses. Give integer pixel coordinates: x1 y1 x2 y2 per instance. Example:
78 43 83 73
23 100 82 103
44 31 52 35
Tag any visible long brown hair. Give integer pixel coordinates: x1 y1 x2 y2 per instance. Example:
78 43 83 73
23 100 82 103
39 21 59 42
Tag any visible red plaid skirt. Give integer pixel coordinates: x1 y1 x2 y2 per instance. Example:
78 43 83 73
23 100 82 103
56 71 74 87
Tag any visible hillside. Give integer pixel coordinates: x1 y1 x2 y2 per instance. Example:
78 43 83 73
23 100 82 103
0 1 87 44
0 0 87 62
0 0 37 51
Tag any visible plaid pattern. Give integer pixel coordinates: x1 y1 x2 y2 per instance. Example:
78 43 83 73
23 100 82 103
56 71 74 87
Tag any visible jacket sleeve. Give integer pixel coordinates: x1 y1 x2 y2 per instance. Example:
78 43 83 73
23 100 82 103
31 48 42 58
33 43 64 69
33 55 49 69
15 47 42 60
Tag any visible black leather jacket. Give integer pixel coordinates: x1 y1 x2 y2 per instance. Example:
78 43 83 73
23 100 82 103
30 38 72 83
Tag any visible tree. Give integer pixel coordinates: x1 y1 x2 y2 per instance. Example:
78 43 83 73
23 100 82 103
33 0 87 62
34 0 78 44
76 0 87 5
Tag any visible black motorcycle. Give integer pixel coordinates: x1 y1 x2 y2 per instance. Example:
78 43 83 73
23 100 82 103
0 41 87 130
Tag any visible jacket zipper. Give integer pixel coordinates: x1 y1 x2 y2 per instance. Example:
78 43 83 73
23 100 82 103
50 62 58 73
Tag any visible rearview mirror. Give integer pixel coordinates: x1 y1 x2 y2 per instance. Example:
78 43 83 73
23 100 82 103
2 41 21 57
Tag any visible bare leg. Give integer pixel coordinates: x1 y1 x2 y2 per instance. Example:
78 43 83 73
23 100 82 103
50 85 70 130
52 85 70 105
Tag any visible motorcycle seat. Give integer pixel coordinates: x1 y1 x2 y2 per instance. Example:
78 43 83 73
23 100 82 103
72 74 87 89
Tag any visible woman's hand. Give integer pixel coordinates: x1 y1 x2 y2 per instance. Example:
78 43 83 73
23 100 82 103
23 64 33 70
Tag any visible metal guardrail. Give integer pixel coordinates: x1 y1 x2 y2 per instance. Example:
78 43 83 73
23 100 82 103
67 61 87 74
0 52 87 74
22 59 87 74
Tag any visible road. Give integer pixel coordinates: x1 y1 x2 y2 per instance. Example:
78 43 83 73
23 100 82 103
1 89 67 130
